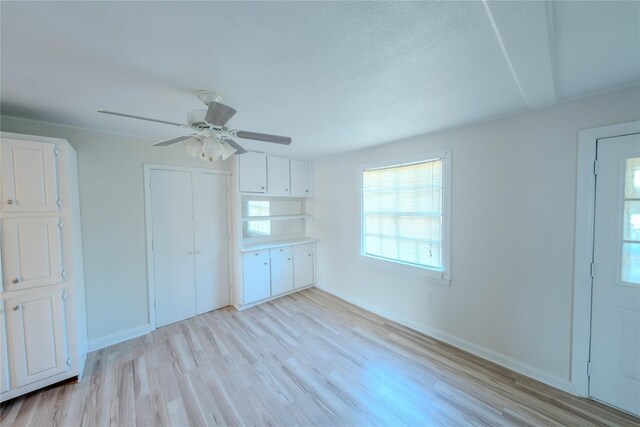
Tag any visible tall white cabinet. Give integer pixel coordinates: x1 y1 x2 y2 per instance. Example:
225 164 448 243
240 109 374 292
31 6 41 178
1 132 87 402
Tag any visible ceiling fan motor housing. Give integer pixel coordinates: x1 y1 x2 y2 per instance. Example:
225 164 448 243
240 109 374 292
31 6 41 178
187 109 209 129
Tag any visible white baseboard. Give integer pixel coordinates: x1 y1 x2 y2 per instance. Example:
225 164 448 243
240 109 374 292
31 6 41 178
316 283 576 395
88 324 153 352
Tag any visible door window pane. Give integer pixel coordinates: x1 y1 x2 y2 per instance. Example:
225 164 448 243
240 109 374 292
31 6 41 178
624 157 640 199
624 201 640 241
621 242 640 284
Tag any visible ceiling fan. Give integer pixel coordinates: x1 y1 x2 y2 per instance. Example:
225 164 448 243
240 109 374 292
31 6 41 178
97 91 291 162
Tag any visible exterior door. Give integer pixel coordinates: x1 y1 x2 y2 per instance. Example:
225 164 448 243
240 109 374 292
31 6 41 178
1 138 59 212
5 289 68 388
150 170 197 328
192 172 229 314
590 133 640 416
2 217 64 291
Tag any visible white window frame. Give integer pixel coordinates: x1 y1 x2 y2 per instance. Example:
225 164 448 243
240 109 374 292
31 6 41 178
358 149 451 285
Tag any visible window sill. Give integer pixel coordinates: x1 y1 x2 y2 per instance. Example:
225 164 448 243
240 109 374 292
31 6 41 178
357 254 451 286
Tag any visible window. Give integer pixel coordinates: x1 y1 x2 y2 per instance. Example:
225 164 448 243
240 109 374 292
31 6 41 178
247 201 271 235
360 150 451 282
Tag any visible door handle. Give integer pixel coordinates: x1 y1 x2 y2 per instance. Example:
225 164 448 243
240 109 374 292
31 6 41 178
11 278 20 285
7 199 14 205
12 304 21 311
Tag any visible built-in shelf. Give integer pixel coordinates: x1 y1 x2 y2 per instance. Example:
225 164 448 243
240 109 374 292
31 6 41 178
242 214 312 222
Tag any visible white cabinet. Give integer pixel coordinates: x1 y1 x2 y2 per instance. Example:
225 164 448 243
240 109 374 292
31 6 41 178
290 160 311 197
5 289 68 388
1 310 9 393
1 138 59 212
238 152 267 193
293 244 315 289
267 155 290 195
238 153 312 197
243 250 271 304
270 247 293 296
1 132 86 403
2 217 63 291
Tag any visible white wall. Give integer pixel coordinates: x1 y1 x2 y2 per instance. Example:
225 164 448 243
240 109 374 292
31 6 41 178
308 85 640 391
0 117 231 348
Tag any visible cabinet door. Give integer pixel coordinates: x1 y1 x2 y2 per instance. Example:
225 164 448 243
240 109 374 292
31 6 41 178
1 308 10 393
1 139 59 212
270 247 293 296
193 172 229 314
290 160 311 197
267 156 290 195
5 289 68 388
243 250 271 304
2 217 63 291
293 244 315 289
239 152 267 193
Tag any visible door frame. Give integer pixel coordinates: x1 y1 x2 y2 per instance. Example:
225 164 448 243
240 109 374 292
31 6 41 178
143 163 232 330
572 120 640 396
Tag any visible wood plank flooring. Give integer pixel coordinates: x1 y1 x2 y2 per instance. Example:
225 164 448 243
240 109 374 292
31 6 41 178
2 288 639 426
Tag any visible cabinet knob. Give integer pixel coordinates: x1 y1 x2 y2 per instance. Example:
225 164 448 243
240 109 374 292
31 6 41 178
263 262 268 266
285 188 289 191
195 251 200 254
305 190 309 193
188 251 194 255
11 278 19 284
287 258 291 261
308 253 311 256
12 305 21 311
7 199 14 205
261 186 265 190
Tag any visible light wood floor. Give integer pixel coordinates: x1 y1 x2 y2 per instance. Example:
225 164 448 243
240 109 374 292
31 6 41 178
2 288 639 426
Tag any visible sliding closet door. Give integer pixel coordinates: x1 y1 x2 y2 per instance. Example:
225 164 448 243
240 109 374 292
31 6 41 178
150 170 196 327
192 173 229 314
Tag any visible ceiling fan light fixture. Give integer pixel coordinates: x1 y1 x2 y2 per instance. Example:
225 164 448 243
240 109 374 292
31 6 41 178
183 136 203 158
202 137 224 161
220 140 237 161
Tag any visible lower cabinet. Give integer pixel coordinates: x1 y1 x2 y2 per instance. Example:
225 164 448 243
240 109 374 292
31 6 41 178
242 242 316 305
243 250 271 304
5 288 68 388
293 244 314 289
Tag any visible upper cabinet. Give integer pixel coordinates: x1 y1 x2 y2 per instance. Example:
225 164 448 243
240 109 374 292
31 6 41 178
238 153 311 197
267 156 290 196
290 160 311 197
238 152 267 193
1 139 59 212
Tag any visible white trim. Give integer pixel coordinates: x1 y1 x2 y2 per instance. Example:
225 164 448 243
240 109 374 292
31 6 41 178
87 323 152 352
357 149 452 285
143 163 232 331
233 284 316 311
572 120 640 397
317 282 576 394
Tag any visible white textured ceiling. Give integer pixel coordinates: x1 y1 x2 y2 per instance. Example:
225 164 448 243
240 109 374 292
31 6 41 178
1 1 638 159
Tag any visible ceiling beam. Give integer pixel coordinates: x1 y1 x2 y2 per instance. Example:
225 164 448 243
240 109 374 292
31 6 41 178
483 0 557 110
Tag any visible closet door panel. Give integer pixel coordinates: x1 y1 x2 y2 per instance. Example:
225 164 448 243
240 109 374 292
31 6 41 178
5 289 68 388
193 173 229 314
2 217 63 291
1 139 59 212
150 170 197 327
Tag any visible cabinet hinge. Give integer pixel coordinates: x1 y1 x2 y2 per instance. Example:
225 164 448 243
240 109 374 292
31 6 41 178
61 290 68 299
57 199 63 208
66 358 72 366
587 361 592 376
590 262 596 278
54 148 60 156
593 160 598 175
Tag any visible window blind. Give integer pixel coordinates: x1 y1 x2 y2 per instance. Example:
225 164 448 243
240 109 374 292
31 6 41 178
362 158 443 270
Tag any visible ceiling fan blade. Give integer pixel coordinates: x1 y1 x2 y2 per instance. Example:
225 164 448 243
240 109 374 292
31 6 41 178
97 110 186 127
153 135 194 146
234 131 292 145
204 101 237 126
221 138 247 154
